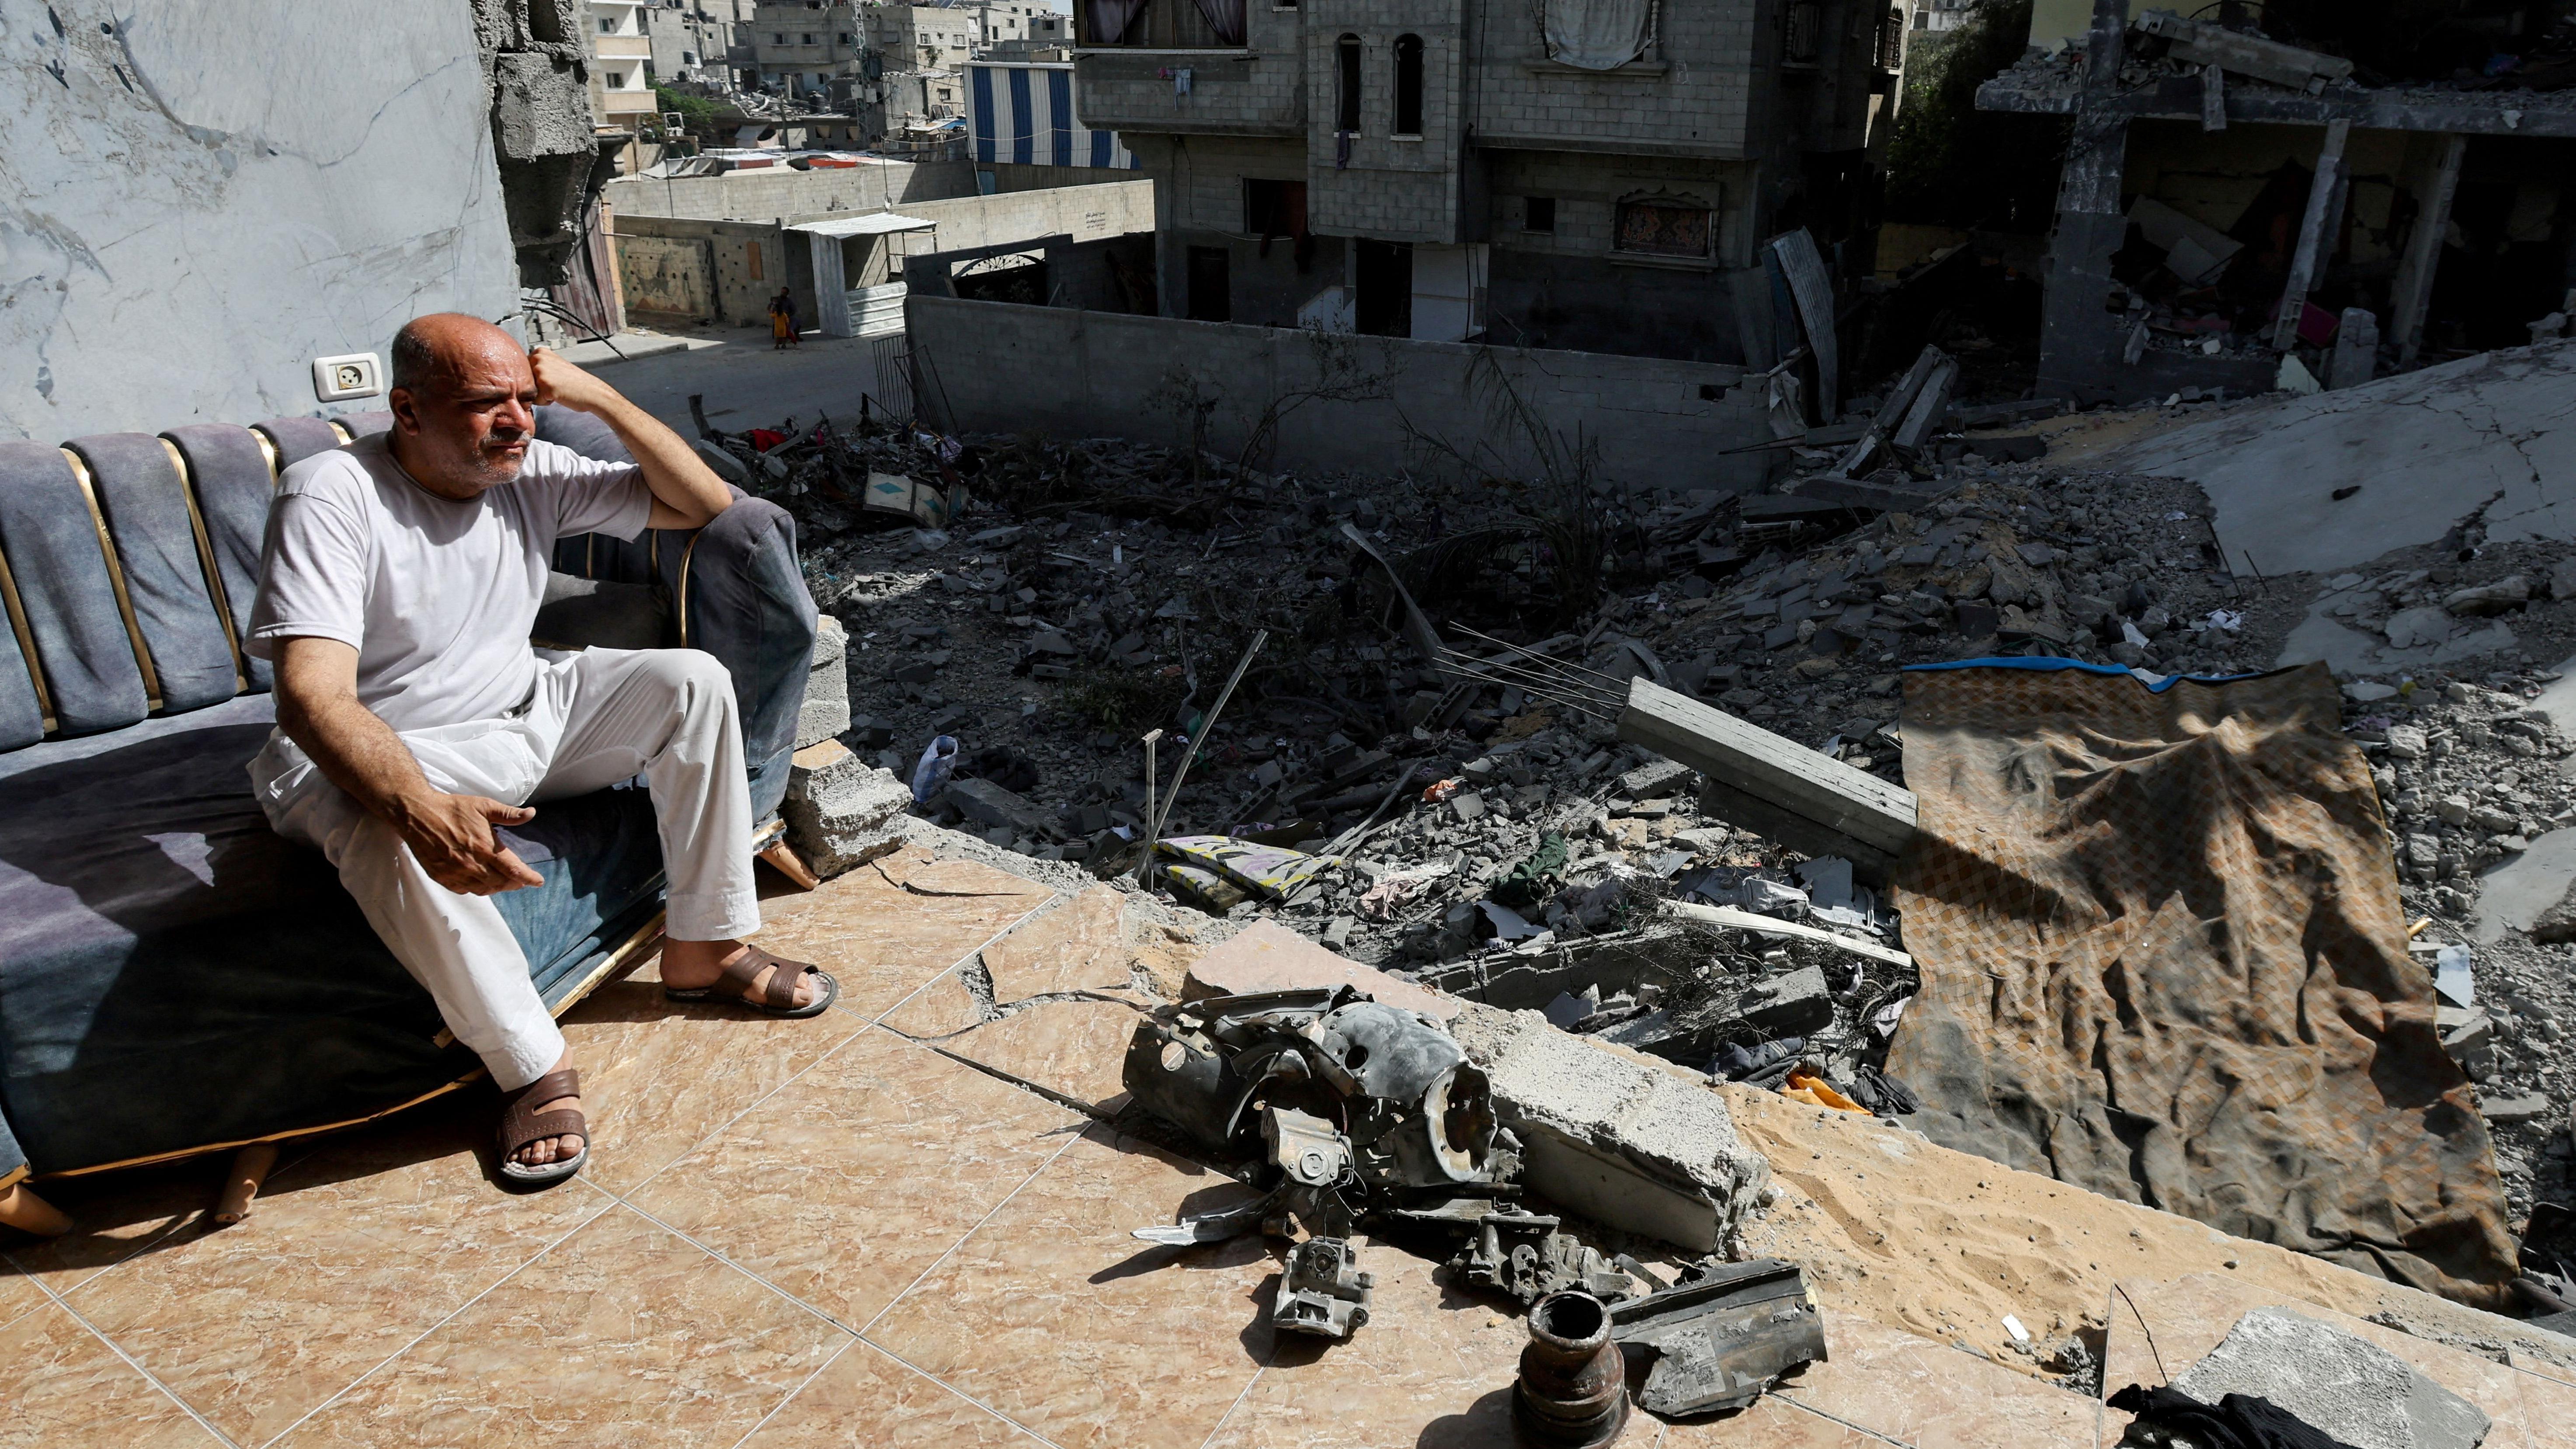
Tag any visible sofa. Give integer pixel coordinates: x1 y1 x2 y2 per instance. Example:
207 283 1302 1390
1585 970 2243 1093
0 406 816 1202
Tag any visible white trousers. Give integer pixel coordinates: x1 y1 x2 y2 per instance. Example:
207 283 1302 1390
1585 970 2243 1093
253 648 760 1092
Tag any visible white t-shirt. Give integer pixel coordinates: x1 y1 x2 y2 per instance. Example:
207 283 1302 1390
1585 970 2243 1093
247 434 652 733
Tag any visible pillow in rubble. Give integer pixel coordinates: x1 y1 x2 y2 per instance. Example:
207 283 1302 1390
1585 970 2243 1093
531 571 670 651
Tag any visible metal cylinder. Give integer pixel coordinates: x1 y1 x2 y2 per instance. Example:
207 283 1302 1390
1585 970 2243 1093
1512 1290 1628 1447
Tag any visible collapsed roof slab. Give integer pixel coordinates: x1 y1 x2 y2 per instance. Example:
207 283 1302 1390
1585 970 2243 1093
2086 337 2576 579
1979 75 2576 139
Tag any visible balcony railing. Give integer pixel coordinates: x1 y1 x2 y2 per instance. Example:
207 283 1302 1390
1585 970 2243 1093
1076 0 1238 50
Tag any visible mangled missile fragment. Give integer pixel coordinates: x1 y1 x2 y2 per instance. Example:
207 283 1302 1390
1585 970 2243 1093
1272 1236 1376 1340
1606 1260 1826 1418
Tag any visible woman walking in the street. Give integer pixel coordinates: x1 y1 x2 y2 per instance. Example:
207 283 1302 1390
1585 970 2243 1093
768 288 800 350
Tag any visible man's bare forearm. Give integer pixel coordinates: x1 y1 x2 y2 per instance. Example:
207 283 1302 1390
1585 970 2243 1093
586 392 733 527
277 685 440 828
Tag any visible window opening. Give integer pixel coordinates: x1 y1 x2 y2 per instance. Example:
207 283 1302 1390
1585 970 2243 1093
1393 34 1423 136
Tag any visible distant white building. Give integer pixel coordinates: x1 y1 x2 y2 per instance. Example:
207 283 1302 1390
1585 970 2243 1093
1912 0 1969 33
589 0 658 173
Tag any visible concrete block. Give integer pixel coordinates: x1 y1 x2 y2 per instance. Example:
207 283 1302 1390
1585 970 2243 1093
1449 1003 1771 1253
1182 920 1459 1020
779 740 911 878
1734 966 1833 1036
1617 758 1695 799
797 614 850 750
2171 1306 2489 1449
2436 1007 2494 1078
2480 1092 2553 1125
940 775 1054 837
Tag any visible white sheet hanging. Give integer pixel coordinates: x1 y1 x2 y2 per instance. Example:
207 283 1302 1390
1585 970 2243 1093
1540 0 1651 69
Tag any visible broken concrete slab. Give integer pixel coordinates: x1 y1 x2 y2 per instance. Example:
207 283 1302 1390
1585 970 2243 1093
940 775 1055 839
2472 827 2576 945
1180 920 1459 1021
779 739 911 878
1618 678 1919 885
797 613 850 750
1730 966 1835 1037
2097 338 2576 579
1448 1002 1770 1253
2169 1306 2490 1449
2480 1092 2553 1125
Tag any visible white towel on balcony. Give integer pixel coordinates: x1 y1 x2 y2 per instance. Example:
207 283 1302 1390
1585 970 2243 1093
1542 0 1652 69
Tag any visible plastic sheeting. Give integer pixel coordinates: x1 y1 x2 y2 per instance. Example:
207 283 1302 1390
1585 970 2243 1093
1887 660 2516 1307
1539 0 1651 70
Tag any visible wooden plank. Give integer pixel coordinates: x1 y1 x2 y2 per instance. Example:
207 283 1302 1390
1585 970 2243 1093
1617 678 1919 864
2389 132 2466 366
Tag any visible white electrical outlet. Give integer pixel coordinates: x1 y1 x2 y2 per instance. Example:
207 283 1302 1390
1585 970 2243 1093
311 352 382 402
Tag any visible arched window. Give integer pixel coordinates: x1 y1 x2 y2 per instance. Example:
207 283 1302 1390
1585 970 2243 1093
1335 34 1362 134
1393 34 1423 136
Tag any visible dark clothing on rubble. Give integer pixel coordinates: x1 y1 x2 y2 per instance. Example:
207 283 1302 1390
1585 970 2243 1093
2106 1384 2357 1449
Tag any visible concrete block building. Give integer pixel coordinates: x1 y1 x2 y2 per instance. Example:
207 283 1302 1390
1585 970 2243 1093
1073 0 1907 361
644 0 753 88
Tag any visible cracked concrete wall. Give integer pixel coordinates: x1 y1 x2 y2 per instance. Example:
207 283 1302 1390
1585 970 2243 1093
0 0 520 439
472 0 615 288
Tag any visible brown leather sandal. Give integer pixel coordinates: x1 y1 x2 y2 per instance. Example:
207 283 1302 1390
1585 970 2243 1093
662 945 839 1019
496 1068 588 1186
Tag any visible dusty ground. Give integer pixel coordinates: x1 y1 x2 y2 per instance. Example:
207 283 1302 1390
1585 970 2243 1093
1719 1082 2576 1387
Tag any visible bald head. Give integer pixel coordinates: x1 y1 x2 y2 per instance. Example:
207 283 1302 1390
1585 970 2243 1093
389 313 524 400
385 313 538 499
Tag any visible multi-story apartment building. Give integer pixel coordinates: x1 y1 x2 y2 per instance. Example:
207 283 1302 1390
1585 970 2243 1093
975 2 1071 45
589 0 661 172
1072 0 1905 361
644 0 753 88
747 0 866 98
866 4 980 73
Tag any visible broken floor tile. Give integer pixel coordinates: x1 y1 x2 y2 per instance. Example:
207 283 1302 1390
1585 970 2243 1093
1181 920 1460 1021
939 997 1142 1117
982 883 1130 1004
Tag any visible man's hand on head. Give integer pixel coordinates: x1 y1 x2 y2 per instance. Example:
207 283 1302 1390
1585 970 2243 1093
391 792 547 896
528 347 623 417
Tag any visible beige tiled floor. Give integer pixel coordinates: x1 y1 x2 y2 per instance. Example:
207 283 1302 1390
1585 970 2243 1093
3 849 2101 1447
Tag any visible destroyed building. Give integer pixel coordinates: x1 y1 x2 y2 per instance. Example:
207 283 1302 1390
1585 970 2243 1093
1071 0 1909 358
1978 0 2576 402
7 0 2576 1444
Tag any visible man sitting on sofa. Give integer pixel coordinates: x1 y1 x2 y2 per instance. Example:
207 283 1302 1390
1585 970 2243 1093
246 313 836 1187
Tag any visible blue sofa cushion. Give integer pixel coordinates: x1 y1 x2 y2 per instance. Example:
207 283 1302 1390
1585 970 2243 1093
0 441 151 736
0 695 665 1180
66 434 241 716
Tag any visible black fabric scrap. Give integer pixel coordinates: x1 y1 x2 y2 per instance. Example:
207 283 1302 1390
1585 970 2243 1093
1713 1037 1804 1082
1847 1064 1919 1115
2106 1384 2358 1449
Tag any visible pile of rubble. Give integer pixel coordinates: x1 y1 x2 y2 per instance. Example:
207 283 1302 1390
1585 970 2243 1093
727 355 2576 1310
